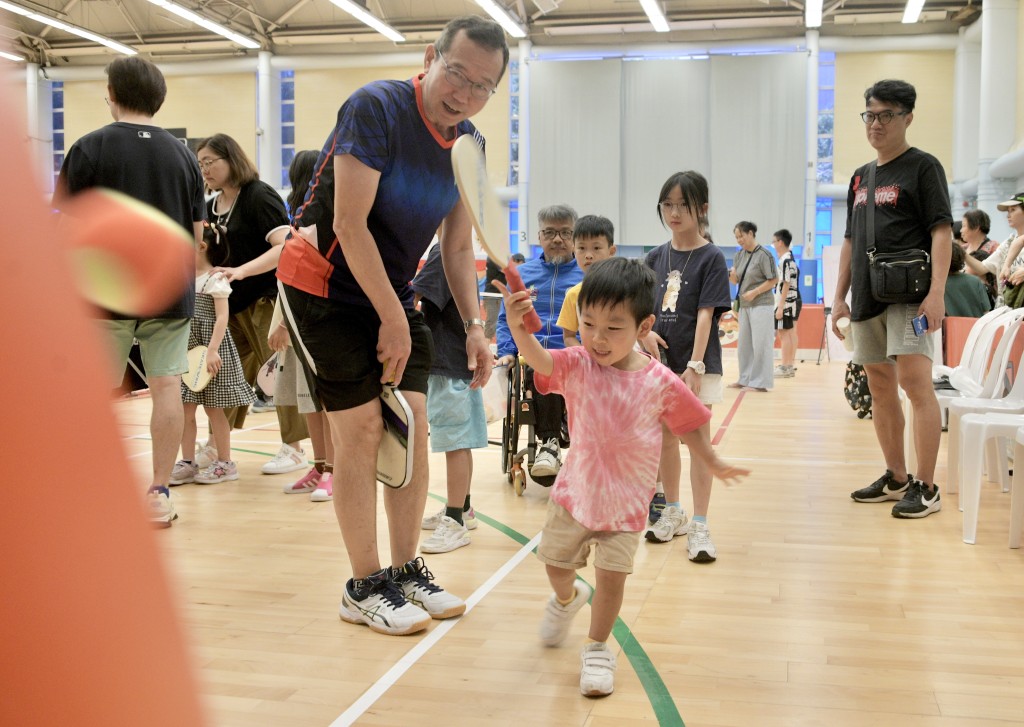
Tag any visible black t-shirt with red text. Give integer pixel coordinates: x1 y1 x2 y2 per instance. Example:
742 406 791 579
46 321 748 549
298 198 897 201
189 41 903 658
844 147 952 321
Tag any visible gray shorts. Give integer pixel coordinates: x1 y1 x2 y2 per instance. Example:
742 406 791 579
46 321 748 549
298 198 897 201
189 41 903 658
851 304 935 365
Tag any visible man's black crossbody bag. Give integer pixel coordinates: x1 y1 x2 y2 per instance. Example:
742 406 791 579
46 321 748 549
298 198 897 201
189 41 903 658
864 161 931 304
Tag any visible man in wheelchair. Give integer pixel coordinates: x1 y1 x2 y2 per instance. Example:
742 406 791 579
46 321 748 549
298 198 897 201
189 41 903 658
496 204 585 478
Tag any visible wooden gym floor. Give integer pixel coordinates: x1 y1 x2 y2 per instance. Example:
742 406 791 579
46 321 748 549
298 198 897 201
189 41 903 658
114 354 1024 727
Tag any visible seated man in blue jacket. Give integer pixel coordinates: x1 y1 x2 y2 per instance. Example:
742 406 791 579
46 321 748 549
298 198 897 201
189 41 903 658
496 204 584 477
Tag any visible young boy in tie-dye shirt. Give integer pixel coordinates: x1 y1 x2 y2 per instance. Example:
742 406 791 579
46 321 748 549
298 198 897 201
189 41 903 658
495 257 748 698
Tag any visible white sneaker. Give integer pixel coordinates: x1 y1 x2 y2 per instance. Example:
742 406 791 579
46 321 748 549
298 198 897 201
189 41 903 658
422 505 478 531
580 642 617 697
539 580 593 647
687 520 718 563
195 440 218 469
147 486 177 528
338 569 430 636
262 443 306 474
644 505 689 543
420 516 471 554
773 365 795 378
531 438 562 477
392 558 466 619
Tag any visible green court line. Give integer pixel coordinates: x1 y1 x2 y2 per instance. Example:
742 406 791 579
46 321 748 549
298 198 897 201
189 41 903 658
221 461 683 723
431 494 684 726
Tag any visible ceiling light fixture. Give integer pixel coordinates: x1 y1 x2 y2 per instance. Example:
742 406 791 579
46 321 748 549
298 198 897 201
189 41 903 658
474 1 527 38
805 0 823 28
145 0 260 48
327 0 405 43
902 0 926 23
0 49 25 61
0 0 136 54
638 0 670 32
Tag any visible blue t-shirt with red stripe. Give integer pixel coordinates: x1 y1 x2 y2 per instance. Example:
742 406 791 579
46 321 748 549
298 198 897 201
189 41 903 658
277 74 483 308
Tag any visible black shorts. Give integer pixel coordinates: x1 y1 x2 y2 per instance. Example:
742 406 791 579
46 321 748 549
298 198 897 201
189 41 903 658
281 284 434 411
776 298 802 330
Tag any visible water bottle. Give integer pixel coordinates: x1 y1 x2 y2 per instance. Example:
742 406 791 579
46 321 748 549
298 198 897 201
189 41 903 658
836 317 855 352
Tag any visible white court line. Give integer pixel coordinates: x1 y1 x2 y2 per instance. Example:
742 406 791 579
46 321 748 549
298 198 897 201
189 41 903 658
330 531 543 727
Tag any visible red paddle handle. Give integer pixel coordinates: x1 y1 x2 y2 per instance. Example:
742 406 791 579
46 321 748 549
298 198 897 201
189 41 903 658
504 260 542 334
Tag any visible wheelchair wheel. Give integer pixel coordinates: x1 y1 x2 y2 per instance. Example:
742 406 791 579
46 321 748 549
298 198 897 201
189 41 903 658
512 469 526 496
501 362 522 480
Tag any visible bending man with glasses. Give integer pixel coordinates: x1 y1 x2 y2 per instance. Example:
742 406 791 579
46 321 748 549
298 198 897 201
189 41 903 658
276 16 507 636
831 79 952 520
496 205 584 479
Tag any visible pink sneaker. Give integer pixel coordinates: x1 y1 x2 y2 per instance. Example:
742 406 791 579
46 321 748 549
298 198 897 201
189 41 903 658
310 472 333 502
283 467 321 494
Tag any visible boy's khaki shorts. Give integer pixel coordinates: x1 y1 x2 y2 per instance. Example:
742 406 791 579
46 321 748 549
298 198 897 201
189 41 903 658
536 501 642 574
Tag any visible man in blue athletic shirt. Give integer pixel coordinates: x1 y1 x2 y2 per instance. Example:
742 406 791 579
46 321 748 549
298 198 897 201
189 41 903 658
278 16 507 635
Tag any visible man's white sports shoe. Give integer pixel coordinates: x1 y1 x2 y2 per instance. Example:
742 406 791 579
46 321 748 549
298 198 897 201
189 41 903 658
420 516 471 554
392 558 466 619
531 438 562 477
539 580 593 647
262 443 306 475
338 570 430 636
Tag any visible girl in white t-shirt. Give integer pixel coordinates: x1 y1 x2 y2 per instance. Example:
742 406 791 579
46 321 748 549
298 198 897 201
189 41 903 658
172 222 255 485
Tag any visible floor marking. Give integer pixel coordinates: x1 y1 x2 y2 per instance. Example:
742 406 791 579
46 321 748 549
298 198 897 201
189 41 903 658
712 390 746 446
329 531 543 727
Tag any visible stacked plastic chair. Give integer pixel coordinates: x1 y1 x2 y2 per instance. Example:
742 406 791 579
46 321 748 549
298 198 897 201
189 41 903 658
948 312 1024 544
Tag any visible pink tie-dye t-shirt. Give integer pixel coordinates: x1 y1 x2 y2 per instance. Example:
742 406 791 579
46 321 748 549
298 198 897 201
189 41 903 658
535 346 711 532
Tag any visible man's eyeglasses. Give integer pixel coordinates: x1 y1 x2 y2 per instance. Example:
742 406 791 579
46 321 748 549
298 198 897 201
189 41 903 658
198 157 224 171
541 228 574 241
860 110 907 125
437 52 496 101
659 202 691 214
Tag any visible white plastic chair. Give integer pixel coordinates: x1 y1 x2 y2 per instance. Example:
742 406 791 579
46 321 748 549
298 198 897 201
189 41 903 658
946 314 1024 497
906 310 1017 474
1009 427 1024 549
958 412 1024 544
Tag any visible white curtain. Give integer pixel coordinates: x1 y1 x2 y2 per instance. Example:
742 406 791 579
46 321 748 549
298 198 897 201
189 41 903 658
708 54 807 247
621 59 711 250
527 53 806 256
527 59 621 246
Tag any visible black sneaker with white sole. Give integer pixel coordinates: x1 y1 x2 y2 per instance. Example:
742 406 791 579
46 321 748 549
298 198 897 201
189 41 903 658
850 470 911 502
891 480 941 519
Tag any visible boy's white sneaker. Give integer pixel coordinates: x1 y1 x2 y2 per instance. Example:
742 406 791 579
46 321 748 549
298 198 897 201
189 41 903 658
539 580 593 647
422 505 478 530
580 642 617 697
420 516 471 554
531 438 562 477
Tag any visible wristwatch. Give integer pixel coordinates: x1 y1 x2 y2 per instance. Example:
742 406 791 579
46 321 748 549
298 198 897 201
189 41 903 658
686 360 706 375
463 318 486 333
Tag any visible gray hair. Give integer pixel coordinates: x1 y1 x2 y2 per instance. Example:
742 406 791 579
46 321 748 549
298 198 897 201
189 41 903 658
538 204 578 225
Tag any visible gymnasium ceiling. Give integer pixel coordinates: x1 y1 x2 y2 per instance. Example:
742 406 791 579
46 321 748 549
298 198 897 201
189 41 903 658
0 0 982 67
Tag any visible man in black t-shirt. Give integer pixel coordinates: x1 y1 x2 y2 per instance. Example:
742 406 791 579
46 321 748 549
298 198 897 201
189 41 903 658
831 79 953 520
55 57 206 528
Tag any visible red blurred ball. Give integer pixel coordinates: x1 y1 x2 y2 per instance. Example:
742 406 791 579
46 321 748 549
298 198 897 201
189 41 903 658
62 188 194 317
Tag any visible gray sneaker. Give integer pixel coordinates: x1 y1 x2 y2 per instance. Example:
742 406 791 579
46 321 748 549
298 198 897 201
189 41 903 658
169 459 197 486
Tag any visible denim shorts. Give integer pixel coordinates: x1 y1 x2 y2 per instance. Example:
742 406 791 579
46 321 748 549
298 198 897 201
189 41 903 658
426 374 488 453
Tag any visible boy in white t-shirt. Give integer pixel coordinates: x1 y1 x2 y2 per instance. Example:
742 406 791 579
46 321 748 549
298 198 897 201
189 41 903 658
496 257 748 698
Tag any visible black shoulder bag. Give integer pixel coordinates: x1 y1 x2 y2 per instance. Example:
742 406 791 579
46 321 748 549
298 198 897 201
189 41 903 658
865 161 931 304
